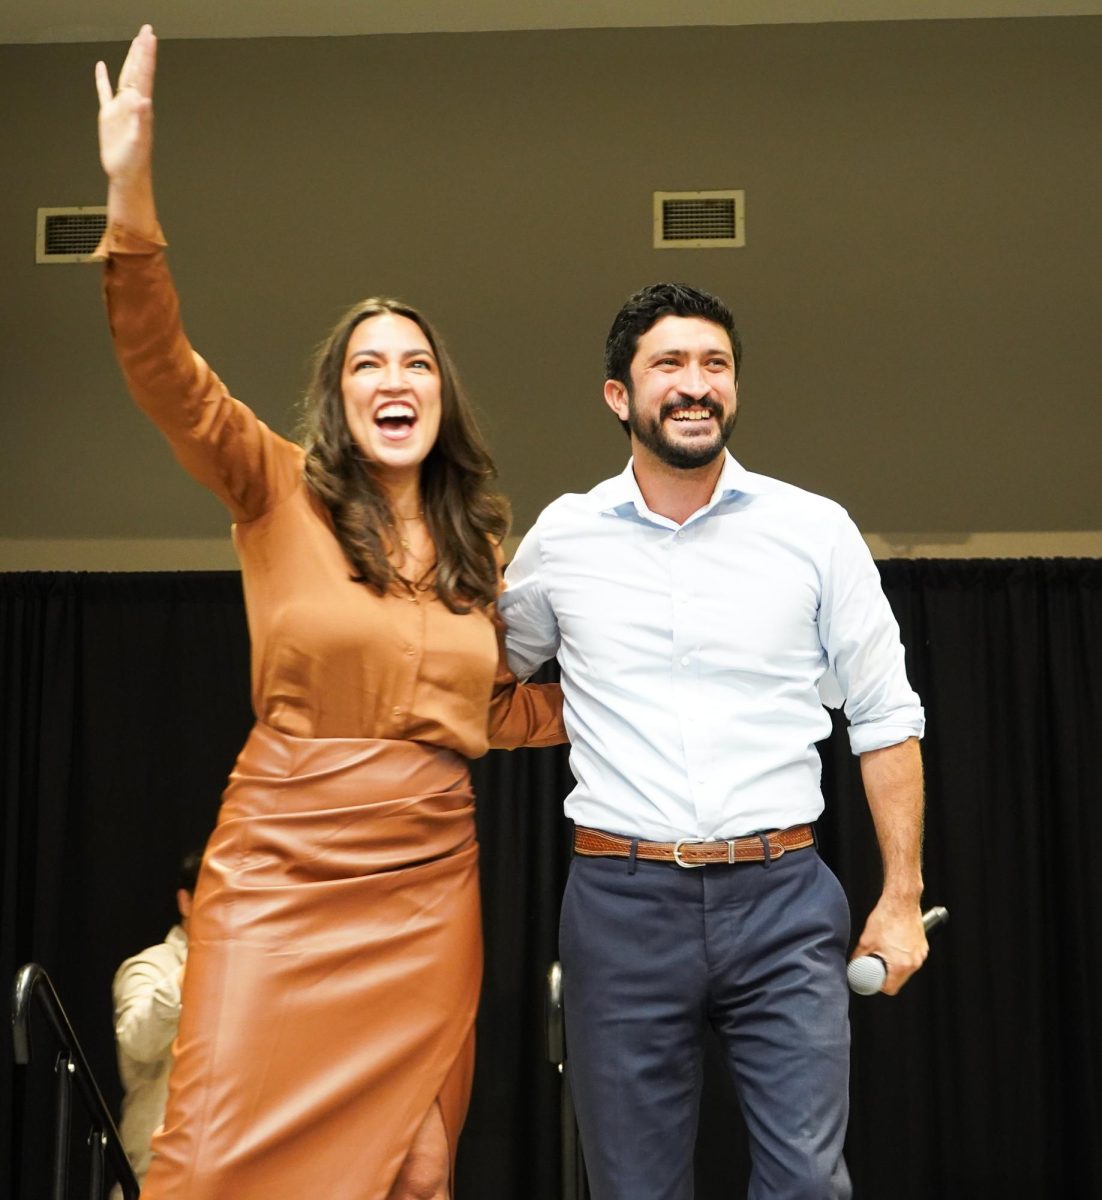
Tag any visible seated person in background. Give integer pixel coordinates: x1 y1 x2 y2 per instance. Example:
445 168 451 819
111 851 201 1196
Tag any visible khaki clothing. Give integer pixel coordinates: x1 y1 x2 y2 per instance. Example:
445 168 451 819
112 924 187 1190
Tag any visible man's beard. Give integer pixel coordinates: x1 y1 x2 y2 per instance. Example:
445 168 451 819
627 392 737 470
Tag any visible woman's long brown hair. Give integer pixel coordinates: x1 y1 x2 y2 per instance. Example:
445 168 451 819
299 298 509 613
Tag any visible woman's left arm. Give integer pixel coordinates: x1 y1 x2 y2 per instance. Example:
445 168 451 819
486 541 567 749
486 608 566 749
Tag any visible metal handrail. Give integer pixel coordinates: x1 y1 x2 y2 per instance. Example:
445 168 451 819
12 962 140 1200
545 960 565 1071
546 960 588 1200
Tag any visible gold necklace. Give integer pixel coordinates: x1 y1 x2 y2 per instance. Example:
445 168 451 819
393 513 429 554
394 510 426 552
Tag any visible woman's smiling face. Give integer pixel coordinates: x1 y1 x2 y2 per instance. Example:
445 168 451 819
341 312 443 483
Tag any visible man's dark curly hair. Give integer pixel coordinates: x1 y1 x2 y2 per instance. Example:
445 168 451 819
604 281 742 390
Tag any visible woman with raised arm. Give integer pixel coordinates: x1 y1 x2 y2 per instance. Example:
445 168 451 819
95 26 563 1200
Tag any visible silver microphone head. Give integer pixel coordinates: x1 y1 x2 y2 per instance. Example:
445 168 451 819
922 905 949 932
846 953 887 996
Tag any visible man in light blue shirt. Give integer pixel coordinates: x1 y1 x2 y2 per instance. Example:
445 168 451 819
499 283 927 1200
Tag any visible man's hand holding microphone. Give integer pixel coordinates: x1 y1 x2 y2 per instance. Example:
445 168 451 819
848 905 949 996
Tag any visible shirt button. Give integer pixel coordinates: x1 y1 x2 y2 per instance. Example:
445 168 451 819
392 706 403 717
680 655 690 667
405 645 415 656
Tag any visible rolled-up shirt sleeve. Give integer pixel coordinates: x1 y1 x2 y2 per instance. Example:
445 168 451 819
818 516 925 755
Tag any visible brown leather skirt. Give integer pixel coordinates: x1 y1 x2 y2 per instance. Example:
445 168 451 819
141 723 481 1200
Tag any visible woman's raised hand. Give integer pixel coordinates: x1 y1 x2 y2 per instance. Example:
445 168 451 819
95 24 156 186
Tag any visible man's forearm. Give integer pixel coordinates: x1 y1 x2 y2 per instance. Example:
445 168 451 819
860 735 924 900
853 736 927 994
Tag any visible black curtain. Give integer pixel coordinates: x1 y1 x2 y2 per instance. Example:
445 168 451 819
3 561 1100 1198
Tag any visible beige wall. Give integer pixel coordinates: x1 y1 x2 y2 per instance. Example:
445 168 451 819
2 18 1100 568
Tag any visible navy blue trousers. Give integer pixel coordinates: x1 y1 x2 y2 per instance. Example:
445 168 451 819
560 844 852 1200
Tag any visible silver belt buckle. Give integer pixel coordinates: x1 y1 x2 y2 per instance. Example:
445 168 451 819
673 838 706 868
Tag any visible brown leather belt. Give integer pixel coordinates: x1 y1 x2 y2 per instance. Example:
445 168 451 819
573 823 815 868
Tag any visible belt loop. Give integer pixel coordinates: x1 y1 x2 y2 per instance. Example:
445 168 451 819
757 833 771 868
811 823 820 851
627 838 639 875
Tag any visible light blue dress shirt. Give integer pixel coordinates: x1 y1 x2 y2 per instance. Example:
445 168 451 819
500 452 925 842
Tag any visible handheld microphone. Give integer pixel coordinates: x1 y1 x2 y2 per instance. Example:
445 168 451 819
846 905 949 995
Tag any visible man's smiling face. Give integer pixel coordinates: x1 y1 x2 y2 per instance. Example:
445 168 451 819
605 314 738 471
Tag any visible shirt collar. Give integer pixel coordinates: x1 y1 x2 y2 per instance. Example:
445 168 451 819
599 449 763 524
166 923 189 951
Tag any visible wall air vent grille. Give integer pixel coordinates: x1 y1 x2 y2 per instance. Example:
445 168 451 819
36 207 108 263
653 190 745 249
